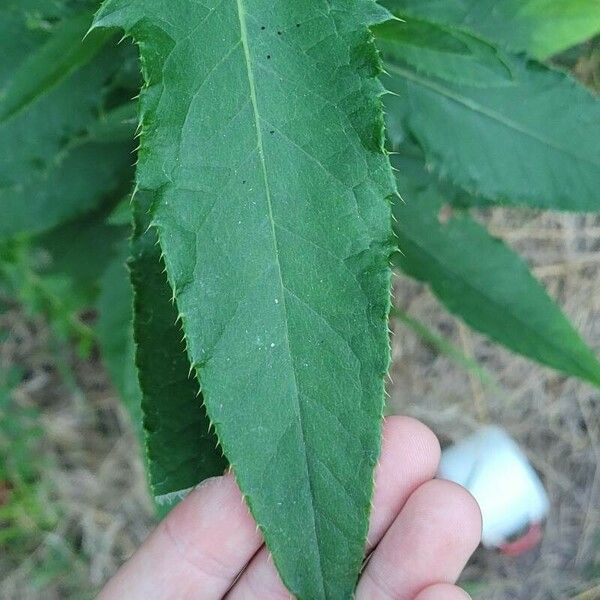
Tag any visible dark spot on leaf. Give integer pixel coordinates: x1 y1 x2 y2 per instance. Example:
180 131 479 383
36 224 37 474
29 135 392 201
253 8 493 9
267 54 271 59
261 25 266 30
270 130 275 135
277 31 282 35
296 23 300 27
242 180 247 184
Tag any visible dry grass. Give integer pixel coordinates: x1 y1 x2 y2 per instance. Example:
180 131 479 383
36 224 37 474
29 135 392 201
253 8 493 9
0 313 155 600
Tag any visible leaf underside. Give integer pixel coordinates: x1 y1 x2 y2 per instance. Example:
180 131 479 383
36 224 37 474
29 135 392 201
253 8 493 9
94 1 396 597
377 17 600 212
130 192 227 503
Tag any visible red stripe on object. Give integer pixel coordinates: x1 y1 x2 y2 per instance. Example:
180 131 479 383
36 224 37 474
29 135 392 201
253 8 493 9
499 523 543 556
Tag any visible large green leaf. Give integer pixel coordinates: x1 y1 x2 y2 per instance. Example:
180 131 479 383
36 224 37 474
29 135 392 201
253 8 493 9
393 186 600 387
0 5 136 240
130 192 227 504
94 1 396 596
383 0 600 59
377 18 600 212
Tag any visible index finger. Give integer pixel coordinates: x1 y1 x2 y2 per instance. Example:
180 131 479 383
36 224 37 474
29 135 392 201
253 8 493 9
98 474 262 600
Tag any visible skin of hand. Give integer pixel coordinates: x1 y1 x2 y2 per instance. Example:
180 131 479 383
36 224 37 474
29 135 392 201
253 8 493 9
98 416 482 599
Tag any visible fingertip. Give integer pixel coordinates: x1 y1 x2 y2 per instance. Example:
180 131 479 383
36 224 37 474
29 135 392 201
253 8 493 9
165 473 249 538
415 583 472 600
411 479 483 558
357 479 481 599
381 416 441 478
383 416 442 477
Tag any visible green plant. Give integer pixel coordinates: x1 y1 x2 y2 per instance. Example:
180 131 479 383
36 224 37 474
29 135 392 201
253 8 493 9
0 366 59 559
1 0 600 596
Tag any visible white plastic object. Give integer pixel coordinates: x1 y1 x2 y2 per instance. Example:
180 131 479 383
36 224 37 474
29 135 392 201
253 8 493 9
437 426 550 551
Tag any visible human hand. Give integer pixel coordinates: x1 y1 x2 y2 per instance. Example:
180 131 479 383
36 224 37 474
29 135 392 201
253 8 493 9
98 417 481 599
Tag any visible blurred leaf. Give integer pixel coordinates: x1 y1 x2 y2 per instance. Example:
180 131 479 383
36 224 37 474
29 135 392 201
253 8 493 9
391 142 494 209
96 242 143 431
378 18 600 212
0 4 136 240
130 192 226 502
377 18 513 86
106 197 133 226
37 208 128 303
393 189 600 387
391 306 496 387
86 101 138 143
383 0 600 59
0 12 111 123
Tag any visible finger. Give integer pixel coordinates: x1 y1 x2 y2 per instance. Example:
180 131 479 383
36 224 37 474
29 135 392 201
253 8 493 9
414 583 472 600
356 480 482 600
367 416 441 550
98 474 263 600
225 546 292 600
226 416 441 599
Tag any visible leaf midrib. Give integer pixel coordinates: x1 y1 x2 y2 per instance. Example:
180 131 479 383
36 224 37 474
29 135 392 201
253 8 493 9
386 61 600 170
234 0 327 594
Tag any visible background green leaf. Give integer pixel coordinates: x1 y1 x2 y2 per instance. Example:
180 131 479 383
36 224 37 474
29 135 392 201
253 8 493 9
130 192 227 504
96 241 143 433
0 12 111 123
383 0 600 59
94 0 396 596
393 186 600 387
378 18 513 86
0 3 136 240
38 208 127 300
378 18 600 212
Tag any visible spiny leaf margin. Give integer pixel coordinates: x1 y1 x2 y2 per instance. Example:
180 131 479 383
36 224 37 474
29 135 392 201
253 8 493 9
93 1 397 598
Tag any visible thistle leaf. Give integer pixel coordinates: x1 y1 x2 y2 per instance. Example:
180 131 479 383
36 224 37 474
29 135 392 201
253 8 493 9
94 1 396 596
